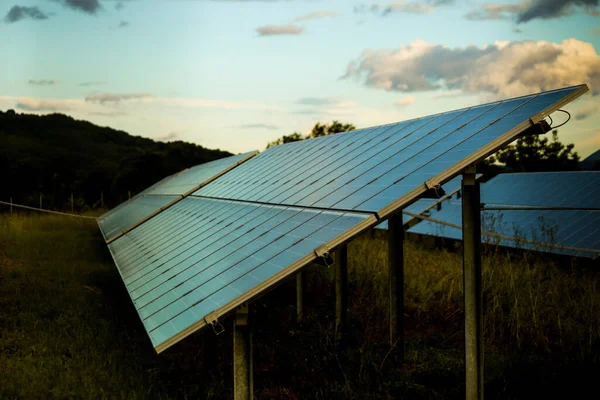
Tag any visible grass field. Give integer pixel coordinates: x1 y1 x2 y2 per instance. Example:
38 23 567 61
1 213 599 399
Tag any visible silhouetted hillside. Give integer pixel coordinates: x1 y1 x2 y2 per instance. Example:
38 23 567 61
0 110 232 210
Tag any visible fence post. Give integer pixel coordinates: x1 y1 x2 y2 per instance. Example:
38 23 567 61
40 193 43 209
71 193 74 213
128 190 131 200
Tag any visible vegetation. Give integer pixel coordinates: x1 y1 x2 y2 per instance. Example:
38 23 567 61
266 120 355 148
0 110 232 210
1 214 598 399
485 129 580 173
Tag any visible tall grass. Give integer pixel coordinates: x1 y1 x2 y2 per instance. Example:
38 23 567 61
346 233 600 360
1 213 599 399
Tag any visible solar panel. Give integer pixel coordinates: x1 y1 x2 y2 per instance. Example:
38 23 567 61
107 197 368 348
98 173 176 221
97 151 257 242
408 172 600 259
480 171 600 209
194 86 584 215
376 175 464 229
103 84 588 352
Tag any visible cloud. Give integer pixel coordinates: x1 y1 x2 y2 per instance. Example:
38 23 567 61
15 98 75 112
294 11 340 21
239 123 279 130
343 38 600 99
85 92 152 103
394 96 415 106
53 0 102 14
4 6 49 23
465 1 599 23
464 3 526 20
88 111 127 117
28 79 58 86
78 81 107 86
517 0 599 23
379 2 434 16
146 97 283 111
296 97 341 105
355 0 451 16
118 20 129 28
157 132 178 142
115 2 125 10
574 103 600 120
256 24 303 36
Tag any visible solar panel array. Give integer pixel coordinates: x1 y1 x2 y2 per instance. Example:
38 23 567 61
97 151 257 242
408 171 600 259
101 84 588 352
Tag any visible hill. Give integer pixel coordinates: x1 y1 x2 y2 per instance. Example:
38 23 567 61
0 110 232 210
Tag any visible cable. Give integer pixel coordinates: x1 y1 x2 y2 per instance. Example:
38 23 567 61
547 114 553 127
0 200 96 219
550 109 571 129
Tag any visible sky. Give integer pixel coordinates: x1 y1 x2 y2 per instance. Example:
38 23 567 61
2 0 600 158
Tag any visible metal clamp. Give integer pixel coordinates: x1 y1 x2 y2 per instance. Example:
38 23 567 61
205 311 225 335
314 244 333 267
529 112 544 125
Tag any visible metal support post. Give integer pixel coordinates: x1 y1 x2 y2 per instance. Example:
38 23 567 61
462 165 484 400
296 271 304 323
234 304 253 400
335 243 348 344
388 213 405 359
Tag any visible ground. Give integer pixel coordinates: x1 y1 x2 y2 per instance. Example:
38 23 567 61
0 214 598 399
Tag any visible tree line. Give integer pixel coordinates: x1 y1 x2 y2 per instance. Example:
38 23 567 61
0 110 231 211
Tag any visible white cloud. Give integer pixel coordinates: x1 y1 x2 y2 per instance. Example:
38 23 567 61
294 11 340 22
85 92 152 103
344 38 600 99
14 98 77 112
256 24 303 36
394 96 416 106
464 3 526 20
379 1 434 15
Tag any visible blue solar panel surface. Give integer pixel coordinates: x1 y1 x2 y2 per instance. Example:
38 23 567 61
195 87 582 214
108 196 367 348
102 85 588 351
99 195 179 241
408 172 600 259
97 152 256 242
99 173 175 221
480 171 600 208
147 152 256 196
376 175 463 229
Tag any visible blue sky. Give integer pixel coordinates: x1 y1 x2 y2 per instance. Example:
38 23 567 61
2 0 600 157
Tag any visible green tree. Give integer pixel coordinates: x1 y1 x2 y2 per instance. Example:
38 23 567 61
267 120 356 148
266 132 305 148
485 129 579 173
